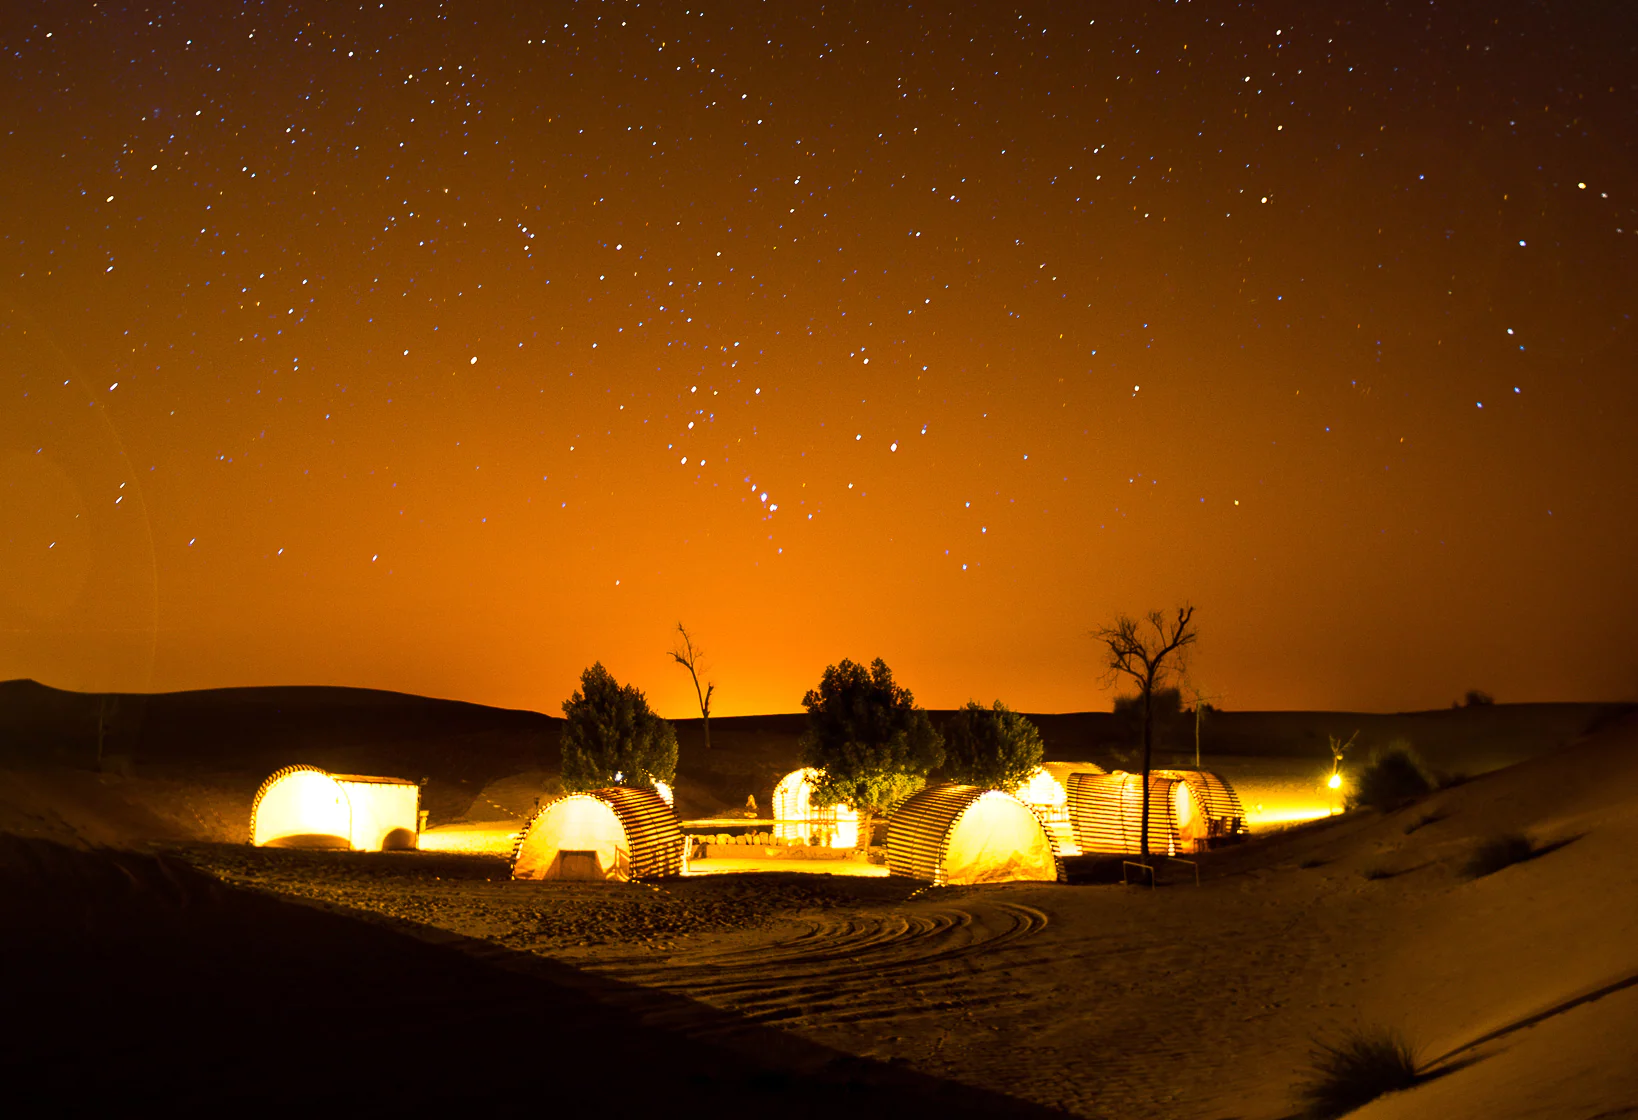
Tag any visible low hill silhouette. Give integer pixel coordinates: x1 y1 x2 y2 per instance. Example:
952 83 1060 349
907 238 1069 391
2 678 1625 830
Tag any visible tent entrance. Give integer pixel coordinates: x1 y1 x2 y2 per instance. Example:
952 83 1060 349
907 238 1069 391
557 850 601 879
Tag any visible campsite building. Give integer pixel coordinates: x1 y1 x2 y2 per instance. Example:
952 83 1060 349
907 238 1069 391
249 765 420 851
771 767 859 848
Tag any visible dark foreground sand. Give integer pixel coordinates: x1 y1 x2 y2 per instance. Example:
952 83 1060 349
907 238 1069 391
0 836 1058 1116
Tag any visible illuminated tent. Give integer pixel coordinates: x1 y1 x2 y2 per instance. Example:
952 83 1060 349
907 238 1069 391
1012 762 1108 855
1152 768 1248 846
887 783 1063 885
249 765 420 851
771 767 859 848
1067 770 1244 856
512 787 683 881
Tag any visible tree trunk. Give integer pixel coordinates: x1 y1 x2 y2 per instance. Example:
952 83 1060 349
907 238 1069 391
1139 675 1154 860
702 712 711 753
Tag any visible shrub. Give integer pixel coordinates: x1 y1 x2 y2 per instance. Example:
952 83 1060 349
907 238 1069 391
1348 741 1434 811
1464 833 1534 879
1298 1027 1420 1118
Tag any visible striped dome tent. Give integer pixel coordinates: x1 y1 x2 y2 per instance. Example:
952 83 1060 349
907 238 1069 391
887 783 1064 885
512 786 684 881
1066 771 1188 856
1153 769 1248 846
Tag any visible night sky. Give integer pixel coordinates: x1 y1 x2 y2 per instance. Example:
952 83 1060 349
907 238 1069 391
3 1 1635 717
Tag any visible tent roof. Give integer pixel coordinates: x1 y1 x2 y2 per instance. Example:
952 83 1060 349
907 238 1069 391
1039 761 1107 785
330 773 418 786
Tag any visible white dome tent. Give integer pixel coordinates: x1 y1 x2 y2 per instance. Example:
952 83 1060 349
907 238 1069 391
771 767 859 849
249 765 420 851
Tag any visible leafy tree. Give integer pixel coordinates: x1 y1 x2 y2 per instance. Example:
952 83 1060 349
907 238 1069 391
1093 604 1198 859
942 700 1044 791
799 658 944 848
559 662 678 793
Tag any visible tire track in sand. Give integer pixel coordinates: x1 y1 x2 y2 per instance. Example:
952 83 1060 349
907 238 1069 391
590 900 1050 1029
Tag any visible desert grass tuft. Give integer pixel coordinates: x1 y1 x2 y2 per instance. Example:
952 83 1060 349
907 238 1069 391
1348 740 1434 812
1298 1027 1421 1118
1359 863 1397 881
1464 832 1534 879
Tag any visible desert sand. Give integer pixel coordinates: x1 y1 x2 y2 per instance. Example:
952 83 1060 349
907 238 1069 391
3 701 1635 1116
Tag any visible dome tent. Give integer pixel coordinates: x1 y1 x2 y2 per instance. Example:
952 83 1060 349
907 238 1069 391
770 767 859 848
512 786 683 881
1067 769 1248 856
887 783 1063 885
1151 768 1248 847
249 765 420 851
1012 761 1107 855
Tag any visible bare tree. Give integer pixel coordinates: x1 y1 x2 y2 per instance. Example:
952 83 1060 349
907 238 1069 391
1093 605 1198 859
669 623 715 752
